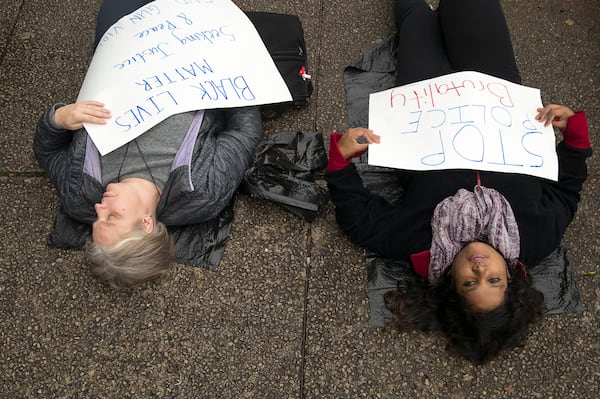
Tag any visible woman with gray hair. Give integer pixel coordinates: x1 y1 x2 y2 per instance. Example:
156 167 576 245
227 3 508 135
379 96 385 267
33 0 263 289
34 100 262 289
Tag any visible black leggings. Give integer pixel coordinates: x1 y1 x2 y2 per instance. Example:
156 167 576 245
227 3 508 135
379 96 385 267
394 0 521 86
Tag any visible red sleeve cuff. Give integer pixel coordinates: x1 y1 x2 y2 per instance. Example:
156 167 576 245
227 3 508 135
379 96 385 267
326 133 350 172
410 250 430 279
562 111 590 149
327 132 369 172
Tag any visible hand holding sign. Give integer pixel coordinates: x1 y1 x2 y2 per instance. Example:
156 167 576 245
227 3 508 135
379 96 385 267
338 128 380 159
535 104 575 129
54 101 112 130
367 71 559 181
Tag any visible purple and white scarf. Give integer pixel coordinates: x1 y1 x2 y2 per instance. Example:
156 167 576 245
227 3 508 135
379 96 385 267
428 185 520 283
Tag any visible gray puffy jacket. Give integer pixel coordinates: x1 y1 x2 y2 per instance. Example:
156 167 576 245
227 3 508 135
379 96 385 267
33 105 262 268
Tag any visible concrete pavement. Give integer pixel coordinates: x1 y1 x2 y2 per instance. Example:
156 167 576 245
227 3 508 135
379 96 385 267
1 0 598 397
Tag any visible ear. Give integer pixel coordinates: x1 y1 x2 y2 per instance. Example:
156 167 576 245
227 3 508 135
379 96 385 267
141 215 154 234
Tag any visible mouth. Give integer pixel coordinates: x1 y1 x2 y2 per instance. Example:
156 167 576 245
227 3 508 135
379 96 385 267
469 254 487 262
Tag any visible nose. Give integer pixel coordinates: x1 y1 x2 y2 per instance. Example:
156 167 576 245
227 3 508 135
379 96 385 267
94 202 106 216
472 261 487 271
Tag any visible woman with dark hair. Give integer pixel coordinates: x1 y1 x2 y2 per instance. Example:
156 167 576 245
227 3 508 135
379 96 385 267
325 0 591 363
383 255 544 363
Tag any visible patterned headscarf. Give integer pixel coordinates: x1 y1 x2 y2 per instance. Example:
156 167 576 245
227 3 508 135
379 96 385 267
428 186 520 283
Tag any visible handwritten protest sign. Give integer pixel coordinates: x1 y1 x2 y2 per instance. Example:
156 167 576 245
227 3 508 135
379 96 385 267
77 0 292 155
368 71 558 181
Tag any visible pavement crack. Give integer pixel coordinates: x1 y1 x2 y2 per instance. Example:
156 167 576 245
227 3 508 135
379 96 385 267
299 222 314 399
0 1 27 66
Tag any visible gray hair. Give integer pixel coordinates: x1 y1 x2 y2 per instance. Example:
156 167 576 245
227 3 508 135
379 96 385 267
86 221 174 290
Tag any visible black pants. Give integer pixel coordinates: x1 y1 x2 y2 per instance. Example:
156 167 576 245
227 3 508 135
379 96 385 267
394 0 521 86
93 0 153 50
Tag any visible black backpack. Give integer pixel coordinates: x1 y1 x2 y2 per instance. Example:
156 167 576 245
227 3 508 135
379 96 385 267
245 12 314 119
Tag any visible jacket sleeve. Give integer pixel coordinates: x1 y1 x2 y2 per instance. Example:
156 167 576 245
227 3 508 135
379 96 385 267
34 103 102 217
552 111 592 219
163 106 263 225
205 106 263 216
517 112 592 265
33 104 79 193
325 163 430 259
212 106 263 184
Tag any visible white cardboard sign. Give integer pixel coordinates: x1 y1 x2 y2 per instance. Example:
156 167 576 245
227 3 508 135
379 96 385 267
368 71 558 181
77 0 292 155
